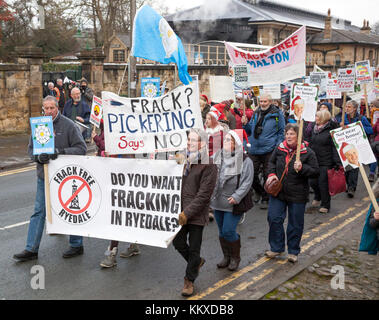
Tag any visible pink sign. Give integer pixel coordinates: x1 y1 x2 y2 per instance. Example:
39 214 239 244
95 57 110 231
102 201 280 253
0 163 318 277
225 26 306 86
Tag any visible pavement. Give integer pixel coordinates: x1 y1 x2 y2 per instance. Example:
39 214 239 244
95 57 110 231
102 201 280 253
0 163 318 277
0 133 377 301
0 133 96 171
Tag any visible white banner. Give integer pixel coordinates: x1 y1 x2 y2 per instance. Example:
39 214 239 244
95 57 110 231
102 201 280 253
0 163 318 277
46 156 183 248
209 75 235 103
326 79 342 99
260 84 281 99
225 26 306 85
310 71 328 99
102 82 202 154
337 68 355 92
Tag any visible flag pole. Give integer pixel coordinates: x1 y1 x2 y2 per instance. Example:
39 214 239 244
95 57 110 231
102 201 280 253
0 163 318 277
129 0 137 98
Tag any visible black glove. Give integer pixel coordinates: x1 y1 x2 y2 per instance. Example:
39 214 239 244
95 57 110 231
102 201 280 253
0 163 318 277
36 153 50 164
50 148 65 160
334 164 341 171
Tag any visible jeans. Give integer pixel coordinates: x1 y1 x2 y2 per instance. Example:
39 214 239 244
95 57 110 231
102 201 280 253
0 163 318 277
369 162 377 174
267 196 306 255
310 166 331 209
26 178 83 253
249 152 272 201
345 168 359 190
173 224 204 282
214 210 241 242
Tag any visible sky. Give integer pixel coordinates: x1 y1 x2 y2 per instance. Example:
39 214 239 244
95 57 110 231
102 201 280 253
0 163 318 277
163 0 379 28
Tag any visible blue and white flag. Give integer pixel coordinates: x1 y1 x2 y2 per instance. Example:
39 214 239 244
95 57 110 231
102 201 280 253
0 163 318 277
131 4 192 85
141 77 160 98
30 116 55 155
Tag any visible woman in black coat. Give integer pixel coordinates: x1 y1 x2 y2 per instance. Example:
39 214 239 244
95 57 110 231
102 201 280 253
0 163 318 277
309 109 341 213
265 123 319 263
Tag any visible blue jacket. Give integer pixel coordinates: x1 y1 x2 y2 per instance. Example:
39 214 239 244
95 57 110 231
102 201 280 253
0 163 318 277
359 204 379 255
63 99 91 124
335 113 373 135
243 106 285 155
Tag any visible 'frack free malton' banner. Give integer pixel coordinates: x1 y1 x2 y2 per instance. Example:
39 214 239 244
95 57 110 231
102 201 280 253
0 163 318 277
46 156 183 248
103 82 202 154
225 26 306 85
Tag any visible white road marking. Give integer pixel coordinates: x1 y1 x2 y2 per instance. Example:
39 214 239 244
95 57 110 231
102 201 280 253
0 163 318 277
0 220 29 231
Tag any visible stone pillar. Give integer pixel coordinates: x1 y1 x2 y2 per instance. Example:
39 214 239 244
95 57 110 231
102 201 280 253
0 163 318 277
14 46 44 120
77 48 106 96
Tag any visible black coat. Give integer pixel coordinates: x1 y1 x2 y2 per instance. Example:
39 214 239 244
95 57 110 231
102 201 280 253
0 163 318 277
309 120 341 168
268 143 319 203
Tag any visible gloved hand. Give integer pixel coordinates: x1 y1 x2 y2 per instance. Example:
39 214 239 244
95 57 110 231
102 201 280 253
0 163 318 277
36 153 50 164
178 212 188 226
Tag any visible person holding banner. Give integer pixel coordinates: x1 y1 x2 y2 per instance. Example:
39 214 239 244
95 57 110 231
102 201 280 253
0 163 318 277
336 100 373 197
309 110 341 213
230 93 254 129
13 96 87 262
210 130 254 271
173 129 218 297
265 123 319 263
242 93 285 209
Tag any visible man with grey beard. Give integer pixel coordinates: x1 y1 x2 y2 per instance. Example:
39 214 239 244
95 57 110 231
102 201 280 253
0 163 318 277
63 87 91 139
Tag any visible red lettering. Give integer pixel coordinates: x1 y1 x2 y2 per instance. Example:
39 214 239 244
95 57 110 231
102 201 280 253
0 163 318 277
277 43 286 51
284 39 293 49
260 53 267 58
240 52 247 59
253 54 260 59
234 50 240 58
270 47 276 54
118 136 128 149
291 35 298 47
247 53 254 60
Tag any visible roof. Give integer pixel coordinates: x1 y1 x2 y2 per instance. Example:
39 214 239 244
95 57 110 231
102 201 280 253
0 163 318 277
111 33 131 48
166 0 360 32
308 29 379 45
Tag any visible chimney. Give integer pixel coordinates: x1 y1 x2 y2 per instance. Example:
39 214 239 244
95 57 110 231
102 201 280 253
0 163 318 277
361 19 371 34
324 9 332 40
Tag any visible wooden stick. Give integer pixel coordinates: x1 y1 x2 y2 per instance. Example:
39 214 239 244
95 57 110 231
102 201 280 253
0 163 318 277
364 84 369 119
359 164 379 212
44 164 52 224
242 90 246 117
296 119 304 162
341 92 347 126
332 98 335 118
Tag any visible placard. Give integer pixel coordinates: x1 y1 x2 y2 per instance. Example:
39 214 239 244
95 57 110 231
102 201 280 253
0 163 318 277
355 60 372 84
290 83 319 121
337 68 355 92
30 116 55 155
89 96 103 128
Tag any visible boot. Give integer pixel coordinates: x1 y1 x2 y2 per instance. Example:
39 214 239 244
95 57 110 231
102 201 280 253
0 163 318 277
120 243 140 258
181 277 194 297
217 237 230 268
100 246 118 268
228 237 241 271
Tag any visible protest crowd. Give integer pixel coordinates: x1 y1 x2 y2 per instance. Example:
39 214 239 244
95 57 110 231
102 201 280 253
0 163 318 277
11 6 379 298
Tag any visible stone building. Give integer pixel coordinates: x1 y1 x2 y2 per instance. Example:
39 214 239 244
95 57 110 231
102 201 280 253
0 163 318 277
106 32 130 63
307 12 379 72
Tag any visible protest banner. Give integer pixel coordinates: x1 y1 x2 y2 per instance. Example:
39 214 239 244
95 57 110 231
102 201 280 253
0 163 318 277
290 83 319 122
374 78 379 95
326 79 341 99
330 122 379 211
209 75 235 103
46 155 184 248
355 60 372 84
30 116 55 223
160 80 167 96
260 84 281 99
225 26 306 85
90 96 103 128
141 77 161 98
337 68 355 92
232 64 250 90
310 71 328 99
103 81 202 154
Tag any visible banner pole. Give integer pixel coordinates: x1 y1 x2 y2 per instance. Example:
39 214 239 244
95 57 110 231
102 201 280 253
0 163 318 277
341 92 347 127
242 90 246 117
44 164 52 224
359 164 379 212
364 84 369 119
296 119 304 163
332 98 335 118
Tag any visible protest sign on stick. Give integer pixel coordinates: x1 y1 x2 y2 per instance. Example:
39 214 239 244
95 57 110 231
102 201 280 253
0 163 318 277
103 81 203 154
337 68 355 126
47 156 184 248
90 96 103 128
331 121 379 211
30 116 55 223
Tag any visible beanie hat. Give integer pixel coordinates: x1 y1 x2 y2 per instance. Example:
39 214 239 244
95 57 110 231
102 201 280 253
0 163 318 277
320 102 332 112
200 94 210 105
228 129 251 150
339 142 354 161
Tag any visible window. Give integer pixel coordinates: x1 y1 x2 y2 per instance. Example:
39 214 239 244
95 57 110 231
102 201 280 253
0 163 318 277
335 54 341 66
113 50 125 62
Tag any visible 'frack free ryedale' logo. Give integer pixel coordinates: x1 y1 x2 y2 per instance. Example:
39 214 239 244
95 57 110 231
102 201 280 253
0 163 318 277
50 165 101 225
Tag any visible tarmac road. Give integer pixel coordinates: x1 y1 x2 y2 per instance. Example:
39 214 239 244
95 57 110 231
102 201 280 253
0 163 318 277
0 164 372 300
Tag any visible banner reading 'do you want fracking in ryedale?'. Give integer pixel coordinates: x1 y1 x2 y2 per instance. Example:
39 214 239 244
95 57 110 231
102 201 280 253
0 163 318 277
225 26 306 86
290 83 319 121
103 82 202 154
46 155 183 248
331 121 376 172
